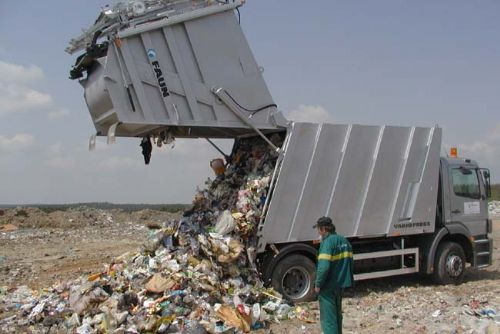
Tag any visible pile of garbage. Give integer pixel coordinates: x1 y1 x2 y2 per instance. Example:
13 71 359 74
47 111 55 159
0 133 318 333
489 201 500 218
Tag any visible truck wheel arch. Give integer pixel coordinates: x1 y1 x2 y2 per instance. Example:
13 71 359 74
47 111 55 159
424 224 473 274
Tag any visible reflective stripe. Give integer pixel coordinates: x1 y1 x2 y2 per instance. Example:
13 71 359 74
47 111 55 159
318 251 353 262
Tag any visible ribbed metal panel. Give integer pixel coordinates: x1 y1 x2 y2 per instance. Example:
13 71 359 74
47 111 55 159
259 122 441 250
79 6 284 138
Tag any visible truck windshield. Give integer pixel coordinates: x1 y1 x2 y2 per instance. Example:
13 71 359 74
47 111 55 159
451 168 480 199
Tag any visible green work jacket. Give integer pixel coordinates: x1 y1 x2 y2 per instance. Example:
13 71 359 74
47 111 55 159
315 232 354 291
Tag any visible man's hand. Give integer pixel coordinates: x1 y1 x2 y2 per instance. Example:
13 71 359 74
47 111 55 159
315 287 320 293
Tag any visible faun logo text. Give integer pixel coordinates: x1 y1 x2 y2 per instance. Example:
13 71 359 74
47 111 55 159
147 49 170 98
152 61 170 98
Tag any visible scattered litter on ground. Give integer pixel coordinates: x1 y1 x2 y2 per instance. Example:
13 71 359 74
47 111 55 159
489 201 500 218
0 139 499 333
0 224 17 232
0 134 303 333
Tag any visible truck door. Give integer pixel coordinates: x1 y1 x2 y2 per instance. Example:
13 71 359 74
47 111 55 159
448 167 488 236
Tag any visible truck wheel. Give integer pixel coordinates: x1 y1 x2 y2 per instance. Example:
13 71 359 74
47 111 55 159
271 254 316 303
432 242 466 285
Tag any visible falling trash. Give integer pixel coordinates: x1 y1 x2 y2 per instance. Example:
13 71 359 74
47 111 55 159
0 134 296 333
140 136 153 165
214 210 236 235
210 158 226 176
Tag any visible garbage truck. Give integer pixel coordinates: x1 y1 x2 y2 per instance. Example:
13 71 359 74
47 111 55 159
67 0 493 302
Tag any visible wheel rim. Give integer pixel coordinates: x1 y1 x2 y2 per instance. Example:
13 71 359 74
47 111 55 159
281 266 311 300
446 254 463 277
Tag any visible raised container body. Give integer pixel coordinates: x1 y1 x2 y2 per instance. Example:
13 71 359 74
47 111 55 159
258 122 442 251
73 1 285 139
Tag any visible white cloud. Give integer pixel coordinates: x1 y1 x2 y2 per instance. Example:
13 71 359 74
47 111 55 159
0 60 69 118
152 138 232 159
46 143 77 169
458 122 500 181
459 141 496 156
48 108 70 120
0 60 44 84
285 104 335 124
49 143 64 154
486 123 500 142
0 83 53 115
0 133 35 151
44 139 140 171
99 156 141 170
44 157 76 169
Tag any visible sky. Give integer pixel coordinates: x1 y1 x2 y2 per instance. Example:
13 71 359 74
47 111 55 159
0 0 499 204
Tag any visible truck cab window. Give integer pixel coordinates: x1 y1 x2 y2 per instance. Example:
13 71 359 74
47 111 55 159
451 168 480 199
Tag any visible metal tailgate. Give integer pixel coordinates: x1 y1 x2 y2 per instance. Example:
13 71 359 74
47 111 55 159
68 1 286 139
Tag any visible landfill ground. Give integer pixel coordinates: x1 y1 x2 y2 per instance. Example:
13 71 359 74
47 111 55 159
1 208 499 333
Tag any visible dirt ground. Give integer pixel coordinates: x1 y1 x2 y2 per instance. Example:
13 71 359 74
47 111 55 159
0 207 176 289
0 209 499 333
267 219 500 334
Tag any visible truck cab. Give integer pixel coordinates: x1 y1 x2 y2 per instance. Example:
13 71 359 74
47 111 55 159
431 156 493 282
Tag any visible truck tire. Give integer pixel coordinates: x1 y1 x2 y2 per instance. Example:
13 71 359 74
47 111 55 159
271 254 316 303
432 241 466 285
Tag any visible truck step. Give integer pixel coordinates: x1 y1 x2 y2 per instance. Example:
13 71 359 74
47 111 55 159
474 239 492 255
476 252 491 256
474 237 493 267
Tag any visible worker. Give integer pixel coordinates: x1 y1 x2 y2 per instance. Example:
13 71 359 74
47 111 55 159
314 216 354 334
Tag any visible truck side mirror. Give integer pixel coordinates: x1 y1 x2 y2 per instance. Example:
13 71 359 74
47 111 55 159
481 169 491 198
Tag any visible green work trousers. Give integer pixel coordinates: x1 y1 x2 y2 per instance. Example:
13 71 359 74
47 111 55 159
318 289 342 334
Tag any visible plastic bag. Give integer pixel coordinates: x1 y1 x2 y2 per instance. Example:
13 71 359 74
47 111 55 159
215 305 251 333
214 210 236 235
69 285 109 315
251 303 261 325
145 274 176 293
